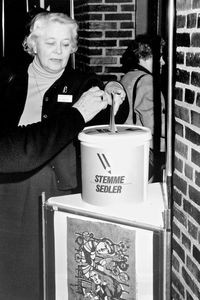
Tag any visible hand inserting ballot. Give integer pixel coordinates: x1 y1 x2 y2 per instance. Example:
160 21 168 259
104 81 126 115
73 86 108 122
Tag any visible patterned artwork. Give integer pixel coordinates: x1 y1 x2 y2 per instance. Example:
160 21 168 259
67 217 136 300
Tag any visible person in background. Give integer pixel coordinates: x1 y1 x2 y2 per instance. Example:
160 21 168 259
120 34 166 182
0 12 128 300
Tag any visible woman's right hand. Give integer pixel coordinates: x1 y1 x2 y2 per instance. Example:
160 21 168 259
73 86 108 122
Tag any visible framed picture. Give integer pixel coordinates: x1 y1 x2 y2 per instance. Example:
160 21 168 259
43 199 164 300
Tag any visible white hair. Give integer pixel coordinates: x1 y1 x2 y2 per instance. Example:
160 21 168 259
23 12 79 56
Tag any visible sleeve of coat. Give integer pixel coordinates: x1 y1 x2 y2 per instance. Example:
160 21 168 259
0 107 85 174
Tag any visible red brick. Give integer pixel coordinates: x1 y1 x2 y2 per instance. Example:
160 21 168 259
182 266 200 298
105 13 133 21
176 68 190 84
183 199 200 225
184 163 193 180
173 220 181 238
193 0 200 9
175 138 188 159
195 170 200 187
172 253 180 272
173 173 187 195
174 206 187 228
174 155 184 172
188 220 198 240
87 4 117 12
176 33 190 47
173 237 185 263
175 105 189 122
196 92 200 106
177 0 191 10
188 185 200 206
187 13 197 27
105 30 132 38
177 15 186 28
121 4 135 11
175 87 183 101
120 21 134 29
182 233 191 251
191 32 200 47
175 122 184 137
177 51 184 64
172 287 183 300
173 188 183 206
185 88 195 104
185 127 200 146
193 244 200 264
192 148 200 168
191 110 200 128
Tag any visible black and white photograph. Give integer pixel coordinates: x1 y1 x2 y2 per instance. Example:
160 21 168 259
0 0 199 299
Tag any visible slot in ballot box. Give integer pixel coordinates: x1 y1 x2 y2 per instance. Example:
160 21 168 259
42 183 170 300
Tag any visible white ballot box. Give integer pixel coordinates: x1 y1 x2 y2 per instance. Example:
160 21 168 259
42 183 170 300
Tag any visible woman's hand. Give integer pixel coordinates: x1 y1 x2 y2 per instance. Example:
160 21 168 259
73 86 108 122
104 81 126 115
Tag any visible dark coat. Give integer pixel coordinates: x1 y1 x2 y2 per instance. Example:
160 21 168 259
0 59 129 300
0 107 85 173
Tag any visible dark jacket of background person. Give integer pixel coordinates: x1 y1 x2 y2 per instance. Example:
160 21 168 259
0 58 129 300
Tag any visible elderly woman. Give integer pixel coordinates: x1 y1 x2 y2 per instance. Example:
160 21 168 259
120 34 166 182
0 12 128 300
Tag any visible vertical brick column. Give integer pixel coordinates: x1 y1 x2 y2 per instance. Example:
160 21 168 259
172 0 200 299
74 0 135 81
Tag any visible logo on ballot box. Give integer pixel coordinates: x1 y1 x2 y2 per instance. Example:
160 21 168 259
95 152 126 194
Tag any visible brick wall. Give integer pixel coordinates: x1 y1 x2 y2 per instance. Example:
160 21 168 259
172 0 200 299
73 0 135 82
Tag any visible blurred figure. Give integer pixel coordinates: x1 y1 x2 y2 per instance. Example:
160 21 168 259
120 34 166 182
0 12 128 300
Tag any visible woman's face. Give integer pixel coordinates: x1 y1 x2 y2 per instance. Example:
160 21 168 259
34 22 73 73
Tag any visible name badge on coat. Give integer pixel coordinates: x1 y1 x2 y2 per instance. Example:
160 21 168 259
57 94 73 103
